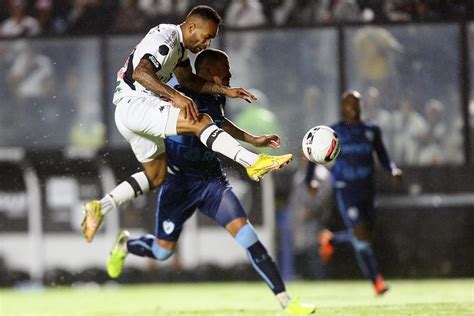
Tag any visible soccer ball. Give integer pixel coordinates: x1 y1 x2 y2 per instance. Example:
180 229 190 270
302 125 341 164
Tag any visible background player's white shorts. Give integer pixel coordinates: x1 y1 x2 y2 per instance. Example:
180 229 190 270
114 96 181 163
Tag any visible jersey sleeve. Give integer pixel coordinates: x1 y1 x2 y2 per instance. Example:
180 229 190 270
135 28 173 72
373 125 397 172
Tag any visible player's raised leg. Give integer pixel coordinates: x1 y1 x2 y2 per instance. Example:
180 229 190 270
177 112 292 182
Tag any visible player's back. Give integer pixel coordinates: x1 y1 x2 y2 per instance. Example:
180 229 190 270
165 86 226 178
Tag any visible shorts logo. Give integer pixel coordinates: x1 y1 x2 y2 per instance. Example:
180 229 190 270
163 220 175 235
347 207 359 220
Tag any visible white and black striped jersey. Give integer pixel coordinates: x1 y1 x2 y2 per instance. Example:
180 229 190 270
113 24 189 104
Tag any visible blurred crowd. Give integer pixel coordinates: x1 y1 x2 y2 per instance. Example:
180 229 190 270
1 0 474 37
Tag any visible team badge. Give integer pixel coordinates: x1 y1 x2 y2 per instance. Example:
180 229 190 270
163 220 175 234
159 45 169 56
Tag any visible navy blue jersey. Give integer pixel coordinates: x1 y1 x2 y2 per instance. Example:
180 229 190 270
165 86 226 178
306 120 396 188
330 120 395 186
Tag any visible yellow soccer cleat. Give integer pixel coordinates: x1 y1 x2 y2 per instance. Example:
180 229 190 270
284 298 316 315
246 153 293 182
81 200 104 243
107 230 130 279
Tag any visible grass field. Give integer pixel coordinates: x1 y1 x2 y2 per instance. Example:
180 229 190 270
0 279 472 315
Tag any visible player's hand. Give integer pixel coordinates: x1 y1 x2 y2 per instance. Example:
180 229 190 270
391 168 402 183
171 93 200 122
224 87 257 103
253 134 281 149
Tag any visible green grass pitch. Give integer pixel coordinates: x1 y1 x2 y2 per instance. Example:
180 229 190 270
1 279 472 315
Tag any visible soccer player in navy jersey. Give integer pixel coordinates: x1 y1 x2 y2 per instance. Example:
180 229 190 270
105 49 315 315
306 90 402 295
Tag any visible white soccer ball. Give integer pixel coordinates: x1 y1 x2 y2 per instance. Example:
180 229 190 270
302 125 341 164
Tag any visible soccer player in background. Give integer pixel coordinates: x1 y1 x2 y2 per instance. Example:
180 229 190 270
106 49 315 315
306 90 402 295
81 5 292 243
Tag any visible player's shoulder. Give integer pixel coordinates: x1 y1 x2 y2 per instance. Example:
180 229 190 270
331 121 344 130
362 119 381 131
144 24 180 44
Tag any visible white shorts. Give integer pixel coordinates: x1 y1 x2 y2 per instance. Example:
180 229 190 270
114 96 181 163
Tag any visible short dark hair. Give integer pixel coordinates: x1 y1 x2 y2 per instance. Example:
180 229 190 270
187 5 222 25
195 48 228 73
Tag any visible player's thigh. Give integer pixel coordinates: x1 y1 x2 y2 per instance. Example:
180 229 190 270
115 96 180 138
114 97 178 162
335 188 362 229
154 177 201 242
200 182 247 230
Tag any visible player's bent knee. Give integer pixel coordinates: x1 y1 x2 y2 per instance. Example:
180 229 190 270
151 241 174 261
235 223 259 249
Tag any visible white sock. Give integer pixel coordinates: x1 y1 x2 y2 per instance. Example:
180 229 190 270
276 291 291 309
99 194 116 215
199 124 258 167
102 172 150 214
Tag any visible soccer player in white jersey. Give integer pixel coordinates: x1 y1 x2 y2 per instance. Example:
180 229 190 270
81 5 292 242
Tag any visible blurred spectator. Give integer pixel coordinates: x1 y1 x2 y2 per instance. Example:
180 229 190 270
392 97 428 165
288 156 332 280
225 0 267 28
418 99 446 165
286 0 326 25
330 0 362 22
233 89 284 153
353 26 403 107
137 0 183 25
0 0 41 37
7 41 55 145
68 0 115 34
7 41 54 101
362 86 393 148
186 0 230 20
35 0 67 34
384 0 413 21
112 0 147 33
260 0 296 26
302 85 324 129
411 0 440 20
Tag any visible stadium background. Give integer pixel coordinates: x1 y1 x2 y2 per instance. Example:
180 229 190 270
0 0 473 290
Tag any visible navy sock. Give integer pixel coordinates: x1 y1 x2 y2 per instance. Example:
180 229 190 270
353 240 379 282
127 235 156 259
247 241 286 294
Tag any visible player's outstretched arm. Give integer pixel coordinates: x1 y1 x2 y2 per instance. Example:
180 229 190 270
222 118 281 149
133 59 199 121
174 60 257 102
